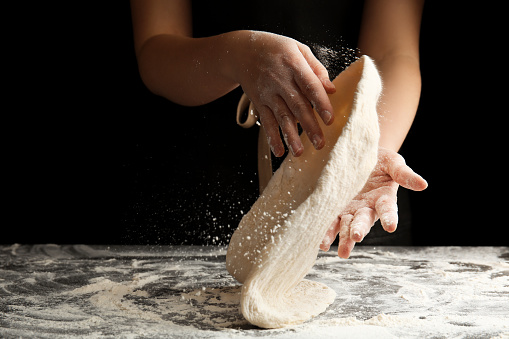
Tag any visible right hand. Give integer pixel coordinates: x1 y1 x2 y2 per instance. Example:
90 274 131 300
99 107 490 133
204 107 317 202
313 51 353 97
227 31 336 157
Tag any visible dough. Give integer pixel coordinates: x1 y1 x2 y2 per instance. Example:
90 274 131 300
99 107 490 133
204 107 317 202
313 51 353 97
226 56 382 329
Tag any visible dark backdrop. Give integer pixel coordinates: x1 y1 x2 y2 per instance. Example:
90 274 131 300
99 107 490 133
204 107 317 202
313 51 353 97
4 2 506 246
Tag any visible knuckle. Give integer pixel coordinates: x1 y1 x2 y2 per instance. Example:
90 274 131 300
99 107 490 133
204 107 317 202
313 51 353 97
357 206 374 216
288 99 312 117
301 44 312 54
340 214 353 225
274 107 292 122
376 196 398 213
302 78 322 92
301 82 324 105
281 51 301 68
377 194 394 205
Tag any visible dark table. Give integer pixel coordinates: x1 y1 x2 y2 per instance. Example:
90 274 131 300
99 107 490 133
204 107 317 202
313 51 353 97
1 244 508 338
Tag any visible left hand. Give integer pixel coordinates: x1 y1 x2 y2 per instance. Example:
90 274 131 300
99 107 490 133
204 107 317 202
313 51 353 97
226 31 336 157
320 147 428 258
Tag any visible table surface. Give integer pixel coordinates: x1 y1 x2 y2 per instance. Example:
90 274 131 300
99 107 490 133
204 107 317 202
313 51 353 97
1 244 508 339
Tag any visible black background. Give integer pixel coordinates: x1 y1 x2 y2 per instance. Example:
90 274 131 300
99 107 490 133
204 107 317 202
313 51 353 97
3 2 506 246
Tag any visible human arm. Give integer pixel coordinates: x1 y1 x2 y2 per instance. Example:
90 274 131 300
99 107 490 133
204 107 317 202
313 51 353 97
359 0 425 152
130 0 239 106
130 0 336 157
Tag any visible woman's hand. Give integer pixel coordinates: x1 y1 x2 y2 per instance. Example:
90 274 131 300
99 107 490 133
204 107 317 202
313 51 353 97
131 11 335 154
226 31 336 157
320 148 428 258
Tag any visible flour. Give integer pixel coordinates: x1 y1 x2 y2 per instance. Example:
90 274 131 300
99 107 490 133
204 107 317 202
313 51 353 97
2 244 508 338
311 43 359 80
68 275 158 321
317 313 418 327
66 276 409 336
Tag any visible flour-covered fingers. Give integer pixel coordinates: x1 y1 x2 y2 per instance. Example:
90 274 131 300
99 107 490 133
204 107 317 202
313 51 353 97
284 80 325 151
349 207 377 242
272 95 303 156
338 236 356 259
292 59 334 148
375 194 398 232
320 217 340 251
300 77 334 128
258 105 285 157
295 72 333 132
337 214 355 258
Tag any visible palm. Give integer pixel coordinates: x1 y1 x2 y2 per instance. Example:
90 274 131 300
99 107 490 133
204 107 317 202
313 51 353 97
320 148 427 258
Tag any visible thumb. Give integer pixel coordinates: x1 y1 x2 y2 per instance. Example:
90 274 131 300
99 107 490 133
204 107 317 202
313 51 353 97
382 149 428 191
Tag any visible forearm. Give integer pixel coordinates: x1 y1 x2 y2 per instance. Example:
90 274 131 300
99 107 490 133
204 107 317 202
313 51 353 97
357 0 424 152
375 54 421 151
136 32 241 106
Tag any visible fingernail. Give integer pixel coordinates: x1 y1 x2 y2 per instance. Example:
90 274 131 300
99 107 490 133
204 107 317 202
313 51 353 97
290 142 303 156
322 235 331 245
312 134 324 149
321 77 334 87
352 230 362 241
383 215 392 226
270 143 284 157
284 134 303 157
320 243 331 252
323 110 333 125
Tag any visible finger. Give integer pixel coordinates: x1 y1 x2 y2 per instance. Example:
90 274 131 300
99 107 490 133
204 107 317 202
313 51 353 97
337 214 355 258
297 43 336 95
257 105 285 157
338 237 356 259
375 194 398 233
294 49 335 128
350 207 377 242
382 150 428 191
320 217 340 251
284 82 325 151
272 95 303 156
295 73 334 130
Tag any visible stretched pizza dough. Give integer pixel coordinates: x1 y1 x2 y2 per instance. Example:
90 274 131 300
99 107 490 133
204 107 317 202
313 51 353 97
226 56 382 329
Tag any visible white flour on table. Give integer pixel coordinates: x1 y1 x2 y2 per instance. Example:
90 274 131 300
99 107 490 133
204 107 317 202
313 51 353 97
0 244 508 338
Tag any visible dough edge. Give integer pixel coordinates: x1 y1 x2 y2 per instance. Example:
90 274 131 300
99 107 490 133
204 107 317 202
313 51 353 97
227 56 382 329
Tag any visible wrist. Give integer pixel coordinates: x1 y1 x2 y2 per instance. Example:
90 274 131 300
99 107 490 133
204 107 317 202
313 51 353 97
215 30 253 85
378 138 404 153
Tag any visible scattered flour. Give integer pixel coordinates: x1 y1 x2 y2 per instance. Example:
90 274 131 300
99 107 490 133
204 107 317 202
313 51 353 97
1 244 507 338
317 313 418 327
